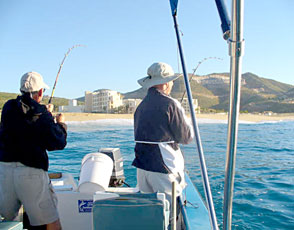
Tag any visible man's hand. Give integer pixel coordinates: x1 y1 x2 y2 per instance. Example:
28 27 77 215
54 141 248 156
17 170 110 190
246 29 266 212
56 113 65 123
46 104 54 113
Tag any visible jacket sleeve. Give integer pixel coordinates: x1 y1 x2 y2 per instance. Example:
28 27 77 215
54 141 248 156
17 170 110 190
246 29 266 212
169 99 194 144
39 111 67 151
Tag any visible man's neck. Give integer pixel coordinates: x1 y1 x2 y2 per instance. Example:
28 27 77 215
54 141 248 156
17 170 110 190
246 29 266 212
153 85 169 96
152 87 168 96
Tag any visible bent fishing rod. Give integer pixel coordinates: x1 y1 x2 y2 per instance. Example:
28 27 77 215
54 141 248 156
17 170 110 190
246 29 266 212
48 44 85 104
180 57 223 103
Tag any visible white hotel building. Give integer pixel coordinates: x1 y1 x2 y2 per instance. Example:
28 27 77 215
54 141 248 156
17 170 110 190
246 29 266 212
84 89 198 114
180 98 200 114
84 89 123 113
123 99 142 114
59 99 84 113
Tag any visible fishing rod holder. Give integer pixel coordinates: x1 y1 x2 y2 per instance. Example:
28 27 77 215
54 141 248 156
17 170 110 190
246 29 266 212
228 39 245 57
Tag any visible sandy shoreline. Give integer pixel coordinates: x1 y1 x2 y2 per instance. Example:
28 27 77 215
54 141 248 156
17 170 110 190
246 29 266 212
60 112 294 123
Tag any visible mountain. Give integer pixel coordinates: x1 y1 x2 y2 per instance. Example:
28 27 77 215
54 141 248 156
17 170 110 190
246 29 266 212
6 72 290 113
123 72 294 113
0 92 72 111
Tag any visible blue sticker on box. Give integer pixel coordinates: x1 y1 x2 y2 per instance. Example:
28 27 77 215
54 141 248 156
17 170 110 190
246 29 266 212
78 200 93 213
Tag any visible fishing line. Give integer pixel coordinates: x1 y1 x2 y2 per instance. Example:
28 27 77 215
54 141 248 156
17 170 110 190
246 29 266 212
180 57 222 204
123 181 131 187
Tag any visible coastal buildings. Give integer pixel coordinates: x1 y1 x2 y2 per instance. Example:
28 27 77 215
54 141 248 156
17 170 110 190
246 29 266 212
180 98 200 114
84 89 123 113
123 99 142 114
82 89 198 114
59 99 84 113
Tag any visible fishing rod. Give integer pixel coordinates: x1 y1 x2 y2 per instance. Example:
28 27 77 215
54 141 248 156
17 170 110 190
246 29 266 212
180 57 223 103
168 1 219 229
48 44 85 104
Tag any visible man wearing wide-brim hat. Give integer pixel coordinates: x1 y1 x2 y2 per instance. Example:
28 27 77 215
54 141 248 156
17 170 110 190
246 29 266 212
132 62 194 207
0 71 67 230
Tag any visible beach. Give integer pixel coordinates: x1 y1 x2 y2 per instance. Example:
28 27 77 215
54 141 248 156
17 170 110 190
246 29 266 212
1 111 293 122
61 112 294 122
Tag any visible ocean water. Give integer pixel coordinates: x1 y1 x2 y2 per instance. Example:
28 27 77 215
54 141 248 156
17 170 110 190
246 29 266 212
48 118 294 230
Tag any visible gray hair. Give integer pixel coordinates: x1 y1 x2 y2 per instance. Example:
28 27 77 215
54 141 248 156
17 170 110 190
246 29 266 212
21 90 39 98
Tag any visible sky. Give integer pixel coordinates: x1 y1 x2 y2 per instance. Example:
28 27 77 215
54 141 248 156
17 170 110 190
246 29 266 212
0 0 293 99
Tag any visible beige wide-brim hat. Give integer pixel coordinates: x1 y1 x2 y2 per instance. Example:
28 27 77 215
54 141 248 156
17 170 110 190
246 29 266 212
20 71 50 93
138 62 180 89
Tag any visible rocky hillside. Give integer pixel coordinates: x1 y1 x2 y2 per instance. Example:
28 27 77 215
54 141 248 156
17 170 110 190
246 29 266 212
123 72 294 113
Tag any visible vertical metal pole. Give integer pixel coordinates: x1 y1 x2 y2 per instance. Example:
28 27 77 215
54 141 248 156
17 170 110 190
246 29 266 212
173 14 219 230
171 181 177 230
223 0 245 229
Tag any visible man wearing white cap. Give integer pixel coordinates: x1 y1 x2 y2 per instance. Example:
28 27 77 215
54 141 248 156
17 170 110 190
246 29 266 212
0 72 67 230
132 62 194 206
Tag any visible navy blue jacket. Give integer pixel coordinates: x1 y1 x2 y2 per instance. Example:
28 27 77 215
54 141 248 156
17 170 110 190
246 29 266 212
0 94 67 171
132 87 193 174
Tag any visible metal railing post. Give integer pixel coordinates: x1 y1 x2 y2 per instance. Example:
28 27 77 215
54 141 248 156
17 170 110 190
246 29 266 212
223 0 245 229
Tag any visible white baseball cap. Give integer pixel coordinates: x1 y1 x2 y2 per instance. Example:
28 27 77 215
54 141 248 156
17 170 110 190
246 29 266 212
20 71 49 93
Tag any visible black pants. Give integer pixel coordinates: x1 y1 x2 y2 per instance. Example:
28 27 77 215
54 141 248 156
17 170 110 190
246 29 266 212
23 212 46 230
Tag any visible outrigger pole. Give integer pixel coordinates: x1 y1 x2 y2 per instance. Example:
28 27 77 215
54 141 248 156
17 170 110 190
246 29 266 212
223 0 245 229
48 44 85 104
214 0 231 40
168 1 219 229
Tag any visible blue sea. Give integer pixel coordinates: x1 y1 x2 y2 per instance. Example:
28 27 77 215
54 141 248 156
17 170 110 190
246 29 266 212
48 118 294 230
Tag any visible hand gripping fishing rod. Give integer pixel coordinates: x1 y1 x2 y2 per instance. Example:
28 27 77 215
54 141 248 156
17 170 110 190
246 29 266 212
168 1 219 229
48 44 85 104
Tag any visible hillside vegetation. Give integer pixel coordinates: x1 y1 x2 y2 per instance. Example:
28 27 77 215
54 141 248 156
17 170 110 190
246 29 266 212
0 92 71 111
0 92 19 109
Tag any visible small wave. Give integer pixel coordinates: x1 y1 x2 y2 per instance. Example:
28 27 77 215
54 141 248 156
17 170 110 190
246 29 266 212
239 120 256 124
65 117 294 126
238 119 294 125
194 118 292 125
197 118 227 124
66 119 133 126
254 120 282 124
197 119 281 124
66 117 229 125
66 119 133 132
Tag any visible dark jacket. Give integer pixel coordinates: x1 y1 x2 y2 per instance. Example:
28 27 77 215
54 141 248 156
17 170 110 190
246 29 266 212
132 87 193 174
0 94 67 171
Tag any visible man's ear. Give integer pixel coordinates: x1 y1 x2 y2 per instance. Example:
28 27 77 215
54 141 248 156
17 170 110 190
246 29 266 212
163 82 169 89
38 88 43 97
